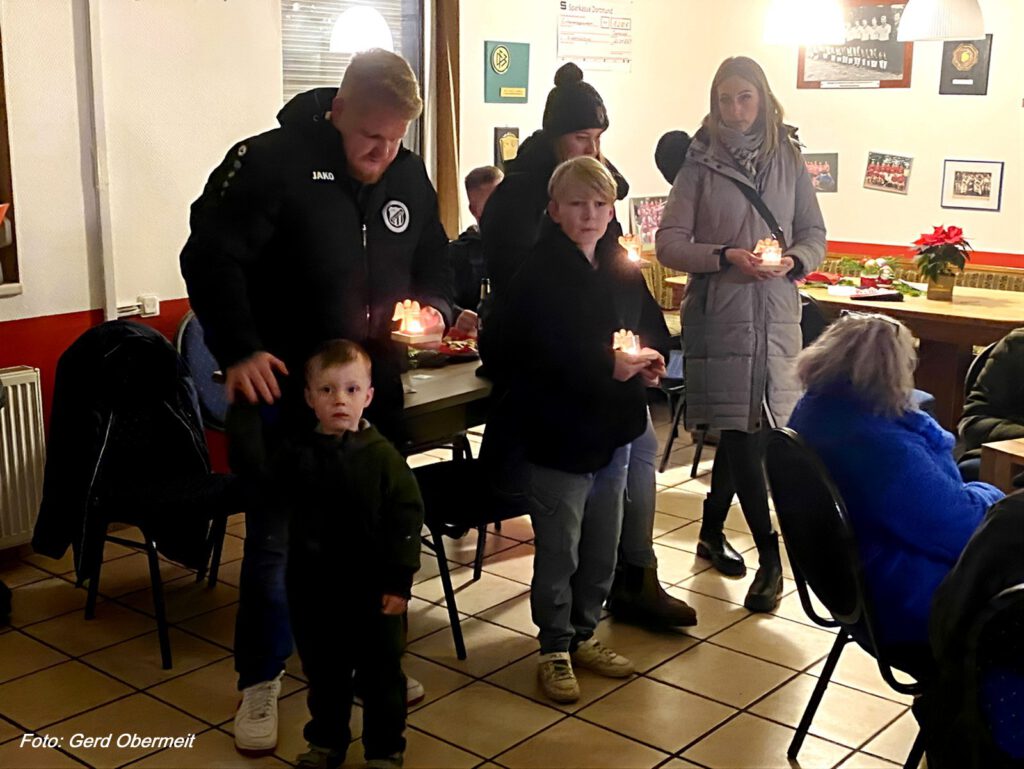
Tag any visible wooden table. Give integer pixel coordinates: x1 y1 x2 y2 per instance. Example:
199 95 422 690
400 363 492 452
980 438 1024 493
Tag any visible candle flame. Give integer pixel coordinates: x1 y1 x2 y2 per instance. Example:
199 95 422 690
392 299 423 333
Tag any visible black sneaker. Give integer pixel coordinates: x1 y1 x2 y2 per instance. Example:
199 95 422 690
295 744 345 769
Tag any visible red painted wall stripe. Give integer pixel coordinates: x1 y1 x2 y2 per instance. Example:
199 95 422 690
828 240 1024 269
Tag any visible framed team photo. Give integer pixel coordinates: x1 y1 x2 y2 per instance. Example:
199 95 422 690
863 151 912 194
629 196 668 248
798 1 913 89
804 153 839 193
941 159 1004 212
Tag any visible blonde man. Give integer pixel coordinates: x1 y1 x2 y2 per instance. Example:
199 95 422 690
181 48 450 755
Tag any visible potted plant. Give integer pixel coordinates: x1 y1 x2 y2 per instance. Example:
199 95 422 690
912 225 972 301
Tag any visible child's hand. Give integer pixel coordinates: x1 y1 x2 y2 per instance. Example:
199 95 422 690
638 350 666 386
613 350 650 382
381 594 408 615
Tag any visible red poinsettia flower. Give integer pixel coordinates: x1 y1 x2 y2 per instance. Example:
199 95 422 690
943 226 964 244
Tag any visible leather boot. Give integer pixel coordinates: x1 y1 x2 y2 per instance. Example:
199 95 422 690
607 564 697 627
744 532 784 613
696 531 747 577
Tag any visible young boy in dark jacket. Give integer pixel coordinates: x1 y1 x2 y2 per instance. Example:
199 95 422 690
482 157 670 703
278 340 423 769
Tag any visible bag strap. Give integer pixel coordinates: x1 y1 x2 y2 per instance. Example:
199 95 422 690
726 177 788 250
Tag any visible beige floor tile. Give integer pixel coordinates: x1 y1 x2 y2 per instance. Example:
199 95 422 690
23 600 158 657
0 716 20 743
148 657 304 726
226 520 246 539
497 716 668 768
579 677 734 753
119 575 239 623
0 660 132 728
21 550 77 576
837 751 901 768
0 741 83 767
0 560 52 589
488 515 534 543
723 504 754 535
654 488 705 520
661 587 749 640
652 512 690 539
131 727 289 767
649 641 796 708
657 451 714 487
406 597 467 644
82 628 230 688
441 531 521 567
271 690 363 764
860 710 921 765
681 571 796 607
178 604 238 649
476 593 537 636
749 674 907 749
479 543 535 585
8 577 87 627
659 522 756 558
412 548 461 585
677 474 713 496
89 553 192 598
210 558 242 587
46 693 205 769
683 713 852 769
710 614 838 671
412 567 529 616
770 585 831 629
651 544 708 585
659 760 704 769
591 618 698 673
0 631 68 684
484 652 631 714
407 452 443 468
402 654 474 712
214 532 245 564
285 651 307 682
407 617 535 678
401 728 481 768
408 681 561 757
806 643 916 705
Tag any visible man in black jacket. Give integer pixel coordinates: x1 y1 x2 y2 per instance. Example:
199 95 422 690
180 49 450 755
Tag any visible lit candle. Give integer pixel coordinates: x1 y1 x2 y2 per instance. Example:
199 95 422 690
391 299 442 345
613 329 641 355
754 238 783 267
618 234 643 263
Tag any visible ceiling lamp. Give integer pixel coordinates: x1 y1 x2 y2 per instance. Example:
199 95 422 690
329 6 394 54
764 0 846 45
897 0 985 41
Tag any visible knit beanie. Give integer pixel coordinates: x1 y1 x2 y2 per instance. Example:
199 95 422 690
541 63 609 137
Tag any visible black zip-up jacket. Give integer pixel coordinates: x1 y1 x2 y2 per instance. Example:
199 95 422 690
447 225 487 315
180 88 452 424
959 328 1024 462
276 423 424 599
482 219 670 474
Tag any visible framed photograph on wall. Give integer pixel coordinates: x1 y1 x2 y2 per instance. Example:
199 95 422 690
941 159 1004 211
798 1 913 89
629 196 668 247
939 35 993 95
863 151 912 194
804 153 839 192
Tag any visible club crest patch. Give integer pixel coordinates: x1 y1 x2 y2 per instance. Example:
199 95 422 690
382 200 410 233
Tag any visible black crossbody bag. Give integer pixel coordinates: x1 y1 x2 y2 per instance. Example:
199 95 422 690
727 177 788 250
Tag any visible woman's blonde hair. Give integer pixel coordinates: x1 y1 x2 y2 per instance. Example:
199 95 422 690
707 56 792 158
548 156 617 203
338 49 423 120
796 312 917 418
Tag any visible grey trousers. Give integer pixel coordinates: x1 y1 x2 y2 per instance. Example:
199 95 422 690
526 444 631 653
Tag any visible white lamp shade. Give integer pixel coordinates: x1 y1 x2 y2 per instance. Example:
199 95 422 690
764 0 846 45
329 6 394 54
897 0 985 41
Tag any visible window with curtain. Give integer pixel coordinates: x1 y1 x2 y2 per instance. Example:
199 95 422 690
281 1 424 150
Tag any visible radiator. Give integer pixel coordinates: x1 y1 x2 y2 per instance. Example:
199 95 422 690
0 366 46 549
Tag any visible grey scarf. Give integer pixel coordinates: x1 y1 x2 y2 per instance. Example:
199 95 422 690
717 123 766 182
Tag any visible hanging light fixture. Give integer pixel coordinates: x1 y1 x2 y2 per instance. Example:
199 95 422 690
329 6 395 54
764 0 846 45
897 0 985 41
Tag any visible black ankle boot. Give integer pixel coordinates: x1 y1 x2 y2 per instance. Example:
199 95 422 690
744 532 784 612
607 564 697 627
696 533 747 577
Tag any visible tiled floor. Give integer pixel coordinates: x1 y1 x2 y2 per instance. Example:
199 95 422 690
0 403 920 768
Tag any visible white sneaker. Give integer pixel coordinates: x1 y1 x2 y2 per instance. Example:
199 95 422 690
234 671 284 752
571 638 634 678
537 652 580 703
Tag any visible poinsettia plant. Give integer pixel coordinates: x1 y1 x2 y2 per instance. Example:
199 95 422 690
913 225 972 282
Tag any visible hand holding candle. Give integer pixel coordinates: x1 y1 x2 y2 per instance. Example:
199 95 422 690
618 234 643 263
754 238 783 267
392 299 443 346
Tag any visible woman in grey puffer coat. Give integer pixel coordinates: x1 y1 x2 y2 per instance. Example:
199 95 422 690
656 56 826 612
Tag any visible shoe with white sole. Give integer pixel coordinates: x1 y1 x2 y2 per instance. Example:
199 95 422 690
537 652 580 703
353 675 425 707
234 671 284 752
570 638 635 678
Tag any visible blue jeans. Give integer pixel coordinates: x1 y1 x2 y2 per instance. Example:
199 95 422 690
621 410 658 569
526 444 630 653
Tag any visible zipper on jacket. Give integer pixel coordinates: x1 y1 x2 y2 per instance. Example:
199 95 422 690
362 222 370 339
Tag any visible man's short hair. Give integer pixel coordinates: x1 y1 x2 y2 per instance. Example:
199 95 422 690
305 339 373 384
337 49 423 120
548 156 617 204
464 165 504 195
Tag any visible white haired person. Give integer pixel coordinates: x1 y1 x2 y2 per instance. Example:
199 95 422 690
788 311 1003 653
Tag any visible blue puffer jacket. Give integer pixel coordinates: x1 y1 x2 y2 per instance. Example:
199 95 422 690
788 384 1004 645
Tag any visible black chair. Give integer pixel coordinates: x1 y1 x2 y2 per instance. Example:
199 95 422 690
765 428 931 768
658 350 706 476
800 290 829 348
413 455 529 660
964 341 997 398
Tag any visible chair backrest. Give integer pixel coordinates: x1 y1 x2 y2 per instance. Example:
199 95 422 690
175 311 229 431
800 291 829 349
964 342 997 398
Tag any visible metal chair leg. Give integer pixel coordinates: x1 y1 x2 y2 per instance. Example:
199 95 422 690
789 632 850 760
473 525 487 581
690 429 706 478
429 527 466 660
902 730 925 769
84 546 104 620
145 539 173 670
205 515 228 587
659 394 686 473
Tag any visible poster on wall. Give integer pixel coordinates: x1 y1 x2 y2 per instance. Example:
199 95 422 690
939 35 993 96
557 0 633 72
863 151 912 194
629 196 667 247
798 2 912 89
941 160 1003 212
804 153 839 193
484 41 530 104
493 127 520 170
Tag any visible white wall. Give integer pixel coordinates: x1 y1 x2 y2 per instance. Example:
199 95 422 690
459 0 1023 256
